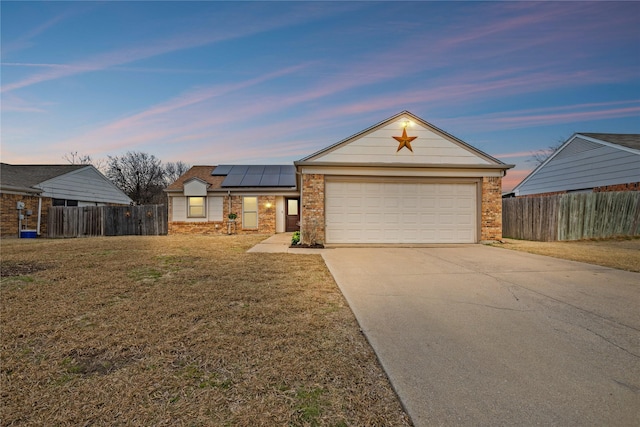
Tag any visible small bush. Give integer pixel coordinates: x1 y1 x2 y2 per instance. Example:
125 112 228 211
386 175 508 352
291 231 300 245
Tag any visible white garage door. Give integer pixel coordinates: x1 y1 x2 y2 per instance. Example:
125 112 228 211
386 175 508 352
325 180 477 244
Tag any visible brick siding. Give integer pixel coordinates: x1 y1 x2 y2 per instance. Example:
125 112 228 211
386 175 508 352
481 176 503 241
300 174 325 245
594 182 639 192
168 221 225 235
168 195 276 235
0 193 51 238
518 181 640 197
518 190 568 198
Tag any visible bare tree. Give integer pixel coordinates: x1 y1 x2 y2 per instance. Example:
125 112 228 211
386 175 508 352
63 151 92 164
106 152 166 205
164 161 191 186
529 137 566 166
63 151 107 172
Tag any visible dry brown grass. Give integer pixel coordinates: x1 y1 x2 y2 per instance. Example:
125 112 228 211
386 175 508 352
493 237 640 272
1 235 411 426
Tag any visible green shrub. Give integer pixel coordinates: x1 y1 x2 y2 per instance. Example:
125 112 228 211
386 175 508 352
291 231 300 245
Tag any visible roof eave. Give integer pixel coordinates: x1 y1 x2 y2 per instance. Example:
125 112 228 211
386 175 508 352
0 185 43 194
295 161 514 170
166 187 299 195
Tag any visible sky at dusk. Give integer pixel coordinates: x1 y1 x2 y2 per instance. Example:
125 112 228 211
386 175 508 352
2 1 639 192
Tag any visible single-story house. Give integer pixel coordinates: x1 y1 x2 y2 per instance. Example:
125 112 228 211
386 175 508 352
165 164 299 235
166 111 513 244
0 163 132 237
511 133 640 197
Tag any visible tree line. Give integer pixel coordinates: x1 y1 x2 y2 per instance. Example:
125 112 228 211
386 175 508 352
65 151 190 205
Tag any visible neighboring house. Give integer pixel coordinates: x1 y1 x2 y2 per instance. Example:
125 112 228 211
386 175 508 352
511 133 640 197
167 111 513 244
0 163 132 237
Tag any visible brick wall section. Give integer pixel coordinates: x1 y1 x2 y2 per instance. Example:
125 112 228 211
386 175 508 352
518 182 640 197
168 222 224 234
168 195 276 235
300 174 325 244
594 182 639 192
481 177 503 241
0 193 51 238
519 191 567 198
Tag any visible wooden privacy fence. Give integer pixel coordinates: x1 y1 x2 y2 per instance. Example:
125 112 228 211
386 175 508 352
48 205 167 238
503 192 640 241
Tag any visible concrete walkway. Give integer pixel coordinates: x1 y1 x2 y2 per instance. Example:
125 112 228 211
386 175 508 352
249 238 640 425
246 232 326 254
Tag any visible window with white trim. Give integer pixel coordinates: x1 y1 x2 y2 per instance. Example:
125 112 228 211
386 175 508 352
187 196 206 218
243 196 258 229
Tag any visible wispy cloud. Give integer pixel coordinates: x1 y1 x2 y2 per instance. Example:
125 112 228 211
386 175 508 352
493 107 640 127
493 151 542 159
1 8 78 57
53 63 311 154
1 3 350 94
1 93 54 113
444 100 640 131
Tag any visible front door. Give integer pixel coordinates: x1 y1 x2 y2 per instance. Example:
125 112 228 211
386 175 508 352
285 198 300 232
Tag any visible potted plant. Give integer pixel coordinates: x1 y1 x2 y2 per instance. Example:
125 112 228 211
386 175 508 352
228 212 237 221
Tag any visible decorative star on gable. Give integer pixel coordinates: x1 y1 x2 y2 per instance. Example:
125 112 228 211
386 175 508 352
393 128 417 152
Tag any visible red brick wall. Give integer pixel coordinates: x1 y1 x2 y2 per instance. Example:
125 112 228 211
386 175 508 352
518 181 639 197
519 191 567 198
300 174 325 245
594 182 639 192
481 177 503 241
0 193 51 238
168 195 276 235
168 221 224 235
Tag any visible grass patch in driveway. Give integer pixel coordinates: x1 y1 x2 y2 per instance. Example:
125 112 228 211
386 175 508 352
1 235 411 426
492 237 640 272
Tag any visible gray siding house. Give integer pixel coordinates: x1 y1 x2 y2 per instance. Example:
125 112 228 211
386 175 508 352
512 133 640 197
1 163 132 237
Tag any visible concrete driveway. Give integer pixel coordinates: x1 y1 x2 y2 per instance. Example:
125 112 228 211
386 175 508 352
321 245 640 426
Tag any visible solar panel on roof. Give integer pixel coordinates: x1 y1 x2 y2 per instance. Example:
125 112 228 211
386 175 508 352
278 174 296 186
264 165 280 174
219 164 296 188
212 165 233 176
240 174 262 186
247 165 265 174
221 174 244 187
259 174 280 186
229 165 249 175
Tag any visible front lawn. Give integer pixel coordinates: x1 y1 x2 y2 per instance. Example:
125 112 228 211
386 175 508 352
494 237 640 272
1 235 411 426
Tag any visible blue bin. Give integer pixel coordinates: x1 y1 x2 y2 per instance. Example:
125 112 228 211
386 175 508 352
20 230 37 239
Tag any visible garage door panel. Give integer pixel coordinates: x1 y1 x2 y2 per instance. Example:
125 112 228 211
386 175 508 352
325 180 477 244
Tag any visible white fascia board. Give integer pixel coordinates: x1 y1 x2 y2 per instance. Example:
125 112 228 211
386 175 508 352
299 165 505 178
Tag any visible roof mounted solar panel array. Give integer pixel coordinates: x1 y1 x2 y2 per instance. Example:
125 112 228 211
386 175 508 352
211 165 233 175
213 165 296 188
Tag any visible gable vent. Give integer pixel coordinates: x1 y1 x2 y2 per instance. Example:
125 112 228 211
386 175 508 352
554 137 600 160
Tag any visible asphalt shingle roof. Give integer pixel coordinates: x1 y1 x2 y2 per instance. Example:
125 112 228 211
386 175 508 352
0 163 88 191
165 166 224 191
580 133 640 151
